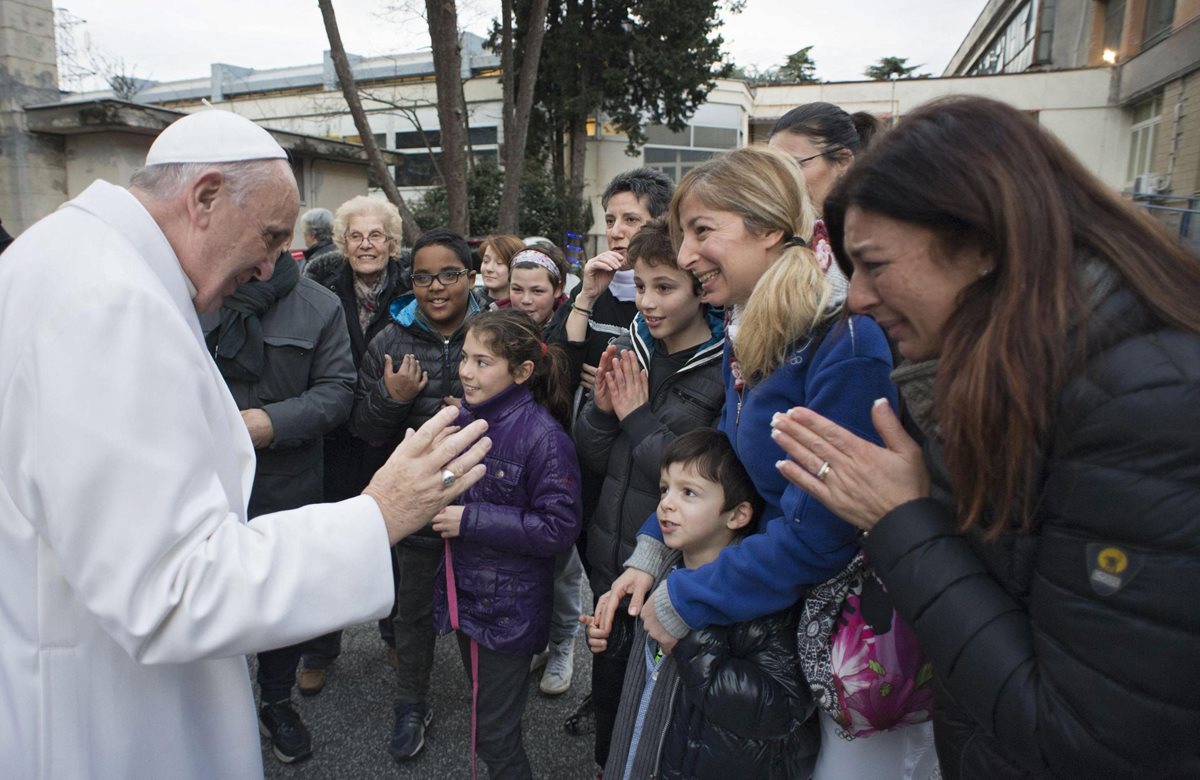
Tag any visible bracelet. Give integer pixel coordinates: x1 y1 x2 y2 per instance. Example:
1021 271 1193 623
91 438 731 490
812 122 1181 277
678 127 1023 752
571 302 593 316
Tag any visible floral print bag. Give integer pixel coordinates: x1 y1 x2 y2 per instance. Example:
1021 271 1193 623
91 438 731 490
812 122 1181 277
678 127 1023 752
797 550 934 740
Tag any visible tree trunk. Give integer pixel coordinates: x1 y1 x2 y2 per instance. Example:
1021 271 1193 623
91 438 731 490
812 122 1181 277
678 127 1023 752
317 0 421 241
568 113 588 237
425 0 469 235
497 0 550 234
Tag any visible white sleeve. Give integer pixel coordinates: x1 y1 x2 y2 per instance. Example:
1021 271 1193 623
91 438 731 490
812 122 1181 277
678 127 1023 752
1 287 394 664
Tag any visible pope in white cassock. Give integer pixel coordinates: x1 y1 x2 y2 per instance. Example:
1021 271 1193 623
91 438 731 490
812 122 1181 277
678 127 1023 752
0 111 491 778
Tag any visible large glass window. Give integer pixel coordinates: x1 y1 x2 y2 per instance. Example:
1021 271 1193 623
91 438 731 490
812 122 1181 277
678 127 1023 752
1126 94 1162 183
643 124 740 182
1142 0 1175 48
391 127 499 187
969 1 1037 75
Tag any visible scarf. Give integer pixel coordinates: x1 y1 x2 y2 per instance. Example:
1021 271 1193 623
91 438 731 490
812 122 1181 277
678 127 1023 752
354 270 388 333
608 269 637 302
207 252 299 382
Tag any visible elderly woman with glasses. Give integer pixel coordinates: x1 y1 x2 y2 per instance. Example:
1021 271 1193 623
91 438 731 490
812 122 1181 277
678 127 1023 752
294 195 411 694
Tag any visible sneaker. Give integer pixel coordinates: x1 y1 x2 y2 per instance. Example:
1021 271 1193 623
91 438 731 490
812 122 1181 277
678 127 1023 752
296 665 327 696
259 700 312 764
388 701 433 762
529 646 549 673
564 693 595 736
539 638 575 695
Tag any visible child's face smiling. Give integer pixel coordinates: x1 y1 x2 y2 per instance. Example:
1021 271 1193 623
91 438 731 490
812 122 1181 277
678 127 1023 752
412 244 474 336
634 261 706 353
508 266 561 327
657 462 742 568
459 330 528 405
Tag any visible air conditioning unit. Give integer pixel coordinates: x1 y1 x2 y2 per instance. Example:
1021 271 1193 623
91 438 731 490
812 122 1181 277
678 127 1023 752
1133 173 1171 194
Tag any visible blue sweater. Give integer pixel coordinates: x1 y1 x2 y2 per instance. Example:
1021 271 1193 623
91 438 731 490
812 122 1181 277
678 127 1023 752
638 315 896 630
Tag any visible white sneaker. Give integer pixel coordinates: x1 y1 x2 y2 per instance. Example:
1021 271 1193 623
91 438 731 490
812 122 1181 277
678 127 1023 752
539 638 575 695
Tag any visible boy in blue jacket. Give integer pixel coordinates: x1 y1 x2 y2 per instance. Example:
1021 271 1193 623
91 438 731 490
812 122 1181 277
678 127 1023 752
590 429 816 780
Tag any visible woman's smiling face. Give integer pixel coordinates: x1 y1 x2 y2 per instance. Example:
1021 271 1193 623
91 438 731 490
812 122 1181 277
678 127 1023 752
675 195 780 307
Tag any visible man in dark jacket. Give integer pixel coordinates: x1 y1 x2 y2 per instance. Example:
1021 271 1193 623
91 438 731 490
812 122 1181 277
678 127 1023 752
297 207 339 279
204 251 356 764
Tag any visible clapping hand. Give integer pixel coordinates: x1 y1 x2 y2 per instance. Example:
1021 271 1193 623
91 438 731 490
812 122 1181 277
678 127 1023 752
592 345 618 414
609 349 648 420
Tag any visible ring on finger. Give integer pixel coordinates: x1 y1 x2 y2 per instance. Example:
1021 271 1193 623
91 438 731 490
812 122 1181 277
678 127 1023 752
441 469 457 488
815 461 832 481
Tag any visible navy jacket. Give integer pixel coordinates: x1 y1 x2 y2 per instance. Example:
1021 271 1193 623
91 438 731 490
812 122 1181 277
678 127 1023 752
433 383 583 656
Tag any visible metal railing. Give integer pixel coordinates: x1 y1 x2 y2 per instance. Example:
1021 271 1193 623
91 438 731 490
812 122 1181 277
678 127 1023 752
1123 192 1200 255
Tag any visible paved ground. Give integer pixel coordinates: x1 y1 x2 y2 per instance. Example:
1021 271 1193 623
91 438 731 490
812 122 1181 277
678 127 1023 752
257 618 598 779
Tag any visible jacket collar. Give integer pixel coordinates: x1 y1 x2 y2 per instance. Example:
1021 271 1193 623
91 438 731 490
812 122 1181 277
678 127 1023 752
630 307 725 376
388 288 486 335
66 180 204 348
461 382 532 423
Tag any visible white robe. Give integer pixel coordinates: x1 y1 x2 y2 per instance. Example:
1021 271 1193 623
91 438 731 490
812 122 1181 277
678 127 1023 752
0 181 394 778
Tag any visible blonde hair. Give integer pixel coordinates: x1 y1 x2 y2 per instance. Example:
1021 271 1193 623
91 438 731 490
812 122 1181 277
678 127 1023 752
332 195 404 258
669 145 835 380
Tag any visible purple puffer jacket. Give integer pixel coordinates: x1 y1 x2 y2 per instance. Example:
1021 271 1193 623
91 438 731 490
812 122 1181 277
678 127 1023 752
433 383 582 656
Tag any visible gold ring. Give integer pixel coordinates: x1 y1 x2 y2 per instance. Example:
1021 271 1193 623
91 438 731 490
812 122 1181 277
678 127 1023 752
816 461 832 481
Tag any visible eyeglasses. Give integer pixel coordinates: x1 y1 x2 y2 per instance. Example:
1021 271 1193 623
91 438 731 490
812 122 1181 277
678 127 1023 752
796 148 844 167
412 269 471 287
346 231 389 246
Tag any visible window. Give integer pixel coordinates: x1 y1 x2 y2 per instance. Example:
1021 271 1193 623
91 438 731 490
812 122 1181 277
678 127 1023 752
1142 0 1175 48
968 1 1038 74
643 124 739 182
1033 0 1056 65
1126 94 1162 183
1104 0 1126 52
391 127 499 187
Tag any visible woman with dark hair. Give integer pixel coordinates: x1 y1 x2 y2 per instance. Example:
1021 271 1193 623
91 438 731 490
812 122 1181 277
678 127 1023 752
769 102 881 300
773 96 1200 779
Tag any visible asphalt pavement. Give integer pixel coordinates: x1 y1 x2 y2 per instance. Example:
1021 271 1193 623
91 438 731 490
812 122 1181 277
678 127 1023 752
257 616 598 779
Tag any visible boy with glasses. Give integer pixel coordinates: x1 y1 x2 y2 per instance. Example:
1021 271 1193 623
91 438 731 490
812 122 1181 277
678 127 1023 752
350 227 484 763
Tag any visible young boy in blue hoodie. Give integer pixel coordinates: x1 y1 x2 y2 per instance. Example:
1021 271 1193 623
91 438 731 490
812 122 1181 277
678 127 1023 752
591 429 815 780
349 227 485 764
571 219 725 767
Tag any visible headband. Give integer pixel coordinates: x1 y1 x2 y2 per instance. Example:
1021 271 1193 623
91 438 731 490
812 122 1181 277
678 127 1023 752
511 249 561 281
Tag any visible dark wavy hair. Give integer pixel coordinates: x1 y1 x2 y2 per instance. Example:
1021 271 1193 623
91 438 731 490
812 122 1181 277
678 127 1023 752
825 95 1200 539
465 309 573 430
661 428 763 535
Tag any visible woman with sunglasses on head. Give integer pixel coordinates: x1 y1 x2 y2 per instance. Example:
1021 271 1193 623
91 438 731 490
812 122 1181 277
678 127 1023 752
772 96 1200 779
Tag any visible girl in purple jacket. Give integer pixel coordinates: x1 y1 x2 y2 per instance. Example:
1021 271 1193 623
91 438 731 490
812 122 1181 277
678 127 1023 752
431 309 582 779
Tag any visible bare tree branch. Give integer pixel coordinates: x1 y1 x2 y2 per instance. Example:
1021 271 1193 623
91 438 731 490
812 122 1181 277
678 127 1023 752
424 0 470 234
496 0 549 233
318 0 422 240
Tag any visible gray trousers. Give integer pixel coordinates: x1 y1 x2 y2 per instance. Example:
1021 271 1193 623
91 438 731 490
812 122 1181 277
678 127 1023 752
455 633 534 780
549 546 584 644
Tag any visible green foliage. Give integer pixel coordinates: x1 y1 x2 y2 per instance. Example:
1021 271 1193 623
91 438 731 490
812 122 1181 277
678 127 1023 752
779 46 820 84
408 157 590 241
864 56 926 81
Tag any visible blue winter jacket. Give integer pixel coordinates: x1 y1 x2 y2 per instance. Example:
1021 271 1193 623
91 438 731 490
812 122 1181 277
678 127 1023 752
637 314 897 630
433 383 583 655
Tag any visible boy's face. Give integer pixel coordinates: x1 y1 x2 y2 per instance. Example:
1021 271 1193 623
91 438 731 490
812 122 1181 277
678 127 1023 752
657 462 743 563
634 260 705 349
412 244 474 336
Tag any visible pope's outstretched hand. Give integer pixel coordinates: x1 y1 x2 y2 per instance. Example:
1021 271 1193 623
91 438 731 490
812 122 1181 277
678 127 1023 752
363 405 491 545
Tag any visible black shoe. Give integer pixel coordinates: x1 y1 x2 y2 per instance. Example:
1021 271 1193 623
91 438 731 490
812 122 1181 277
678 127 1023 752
564 693 595 736
388 701 433 762
259 699 313 764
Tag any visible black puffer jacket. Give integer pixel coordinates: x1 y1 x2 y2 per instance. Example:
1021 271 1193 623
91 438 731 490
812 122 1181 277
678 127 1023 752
605 552 818 780
573 310 724 596
349 290 485 544
318 259 409 501
866 283 1200 779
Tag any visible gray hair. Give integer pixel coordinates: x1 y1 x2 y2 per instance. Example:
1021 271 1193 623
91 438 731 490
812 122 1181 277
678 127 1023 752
601 167 674 218
129 159 289 207
301 208 334 241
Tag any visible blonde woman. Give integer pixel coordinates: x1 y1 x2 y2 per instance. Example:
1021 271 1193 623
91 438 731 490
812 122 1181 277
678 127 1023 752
592 146 920 776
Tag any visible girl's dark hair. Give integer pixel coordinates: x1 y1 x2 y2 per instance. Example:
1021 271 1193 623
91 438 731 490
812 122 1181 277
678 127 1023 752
661 428 762 534
824 95 1200 540
466 309 573 430
769 102 881 154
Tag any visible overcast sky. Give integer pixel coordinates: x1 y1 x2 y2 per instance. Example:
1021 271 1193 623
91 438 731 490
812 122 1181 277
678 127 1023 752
53 0 987 89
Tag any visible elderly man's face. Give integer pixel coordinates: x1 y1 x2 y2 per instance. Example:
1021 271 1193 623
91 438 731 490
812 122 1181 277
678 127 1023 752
188 162 300 313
